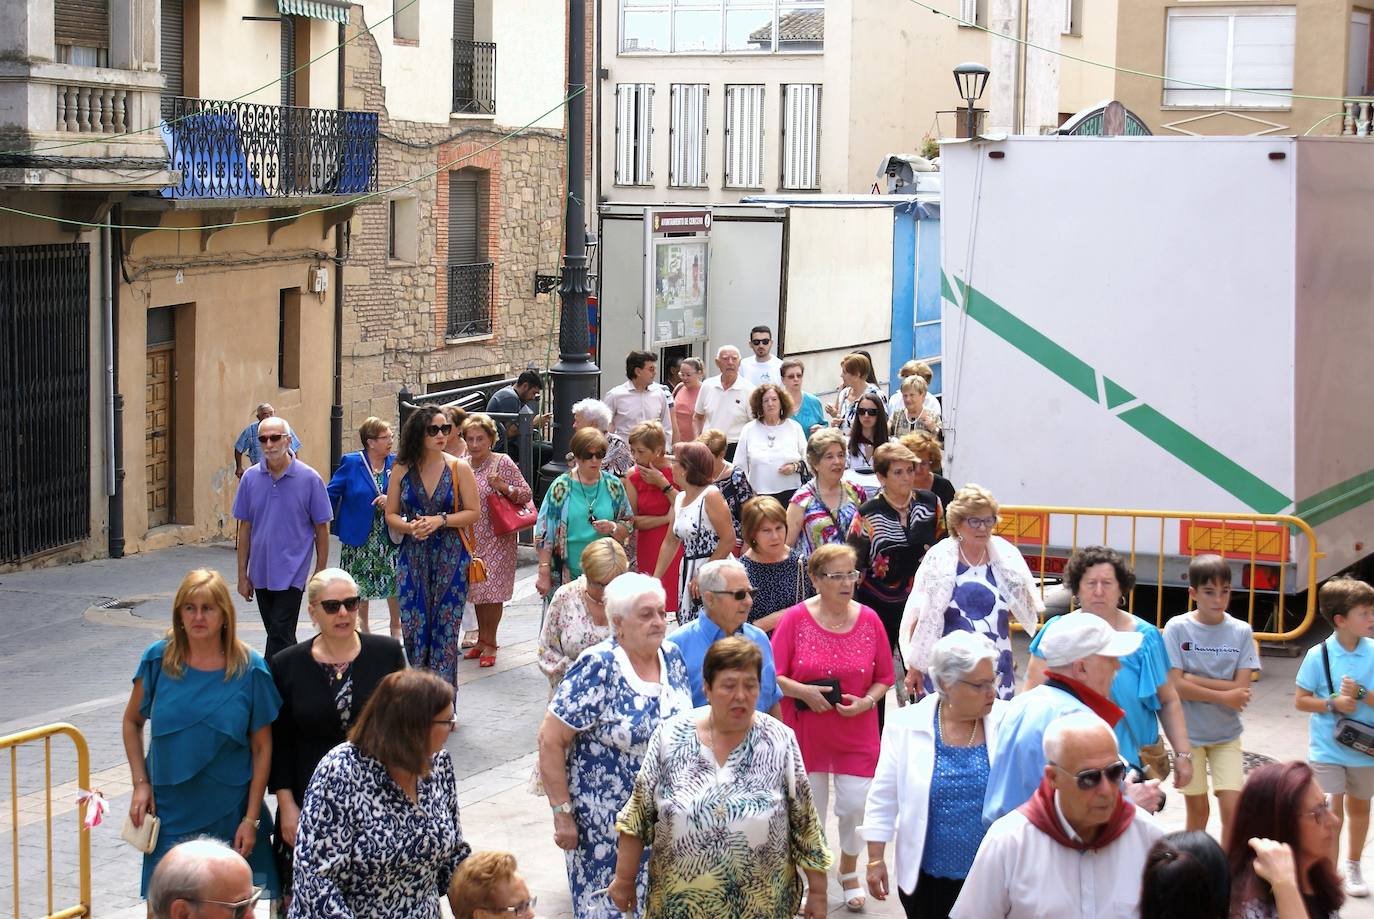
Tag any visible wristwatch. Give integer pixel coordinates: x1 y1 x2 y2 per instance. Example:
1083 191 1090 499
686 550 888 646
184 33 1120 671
1359 687 1369 702
1326 698 1338 713
550 801 573 815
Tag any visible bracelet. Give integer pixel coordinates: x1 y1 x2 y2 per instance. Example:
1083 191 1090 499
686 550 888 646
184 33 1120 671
241 816 260 829
867 858 885 867
134 778 150 785
539 561 551 568
1174 752 1192 760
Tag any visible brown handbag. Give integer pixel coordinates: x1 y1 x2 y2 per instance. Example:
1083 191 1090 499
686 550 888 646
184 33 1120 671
447 459 488 584
1137 737 1172 781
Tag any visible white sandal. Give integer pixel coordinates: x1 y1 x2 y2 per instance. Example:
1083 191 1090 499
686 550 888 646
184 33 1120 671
838 870 867 912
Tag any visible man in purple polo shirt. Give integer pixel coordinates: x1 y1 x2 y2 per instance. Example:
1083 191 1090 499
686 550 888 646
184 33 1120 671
232 415 332 660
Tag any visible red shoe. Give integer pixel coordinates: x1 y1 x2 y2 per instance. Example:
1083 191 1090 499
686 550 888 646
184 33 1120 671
479 646 498 668
463 646 483 660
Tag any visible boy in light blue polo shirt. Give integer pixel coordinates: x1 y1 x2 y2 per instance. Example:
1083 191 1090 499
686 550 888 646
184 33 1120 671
1296 575 1374 898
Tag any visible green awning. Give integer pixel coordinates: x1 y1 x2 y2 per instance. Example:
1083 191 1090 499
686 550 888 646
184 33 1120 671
278 0 349 23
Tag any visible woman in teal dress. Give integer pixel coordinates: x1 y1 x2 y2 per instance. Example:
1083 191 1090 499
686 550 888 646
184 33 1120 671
385 406 481 687
121 568 282 898
535 427 632 600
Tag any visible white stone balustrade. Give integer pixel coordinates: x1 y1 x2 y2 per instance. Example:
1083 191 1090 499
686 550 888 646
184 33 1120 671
1343 101 1373 136
56 83 131 134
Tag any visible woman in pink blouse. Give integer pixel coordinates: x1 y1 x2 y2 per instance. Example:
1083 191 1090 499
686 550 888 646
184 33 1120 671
671 357 704 444
772 541 894 913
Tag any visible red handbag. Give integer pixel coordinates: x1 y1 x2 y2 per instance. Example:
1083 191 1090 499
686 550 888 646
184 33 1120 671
487 489 537 536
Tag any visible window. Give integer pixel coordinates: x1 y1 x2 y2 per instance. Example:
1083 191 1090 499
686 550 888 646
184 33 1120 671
724 84 765 189
55 0 110 66
1350 10 1371 97
1062 0 1081 37
669 84 708 187
957 0 985 28
621 0 824 54
388 197 419 262
1164 7 1295 107
446 170 493 339
394 0 419 42
278 289 301 390
781 83 820 190
615 83 655 185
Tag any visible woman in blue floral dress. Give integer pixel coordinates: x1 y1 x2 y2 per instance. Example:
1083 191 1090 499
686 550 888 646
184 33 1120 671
536 573 694 918
385 406 480 687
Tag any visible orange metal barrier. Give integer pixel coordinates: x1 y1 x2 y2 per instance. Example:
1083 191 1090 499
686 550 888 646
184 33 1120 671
996 506 1323 643
2 723 91 919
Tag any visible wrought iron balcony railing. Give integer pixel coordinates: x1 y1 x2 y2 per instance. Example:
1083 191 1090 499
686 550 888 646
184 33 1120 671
453 41 496 115
447 262 495 339
160 96 379 199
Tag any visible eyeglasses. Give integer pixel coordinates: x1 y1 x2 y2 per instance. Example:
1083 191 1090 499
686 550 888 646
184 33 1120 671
192 886 263 919
1306 794 1335 824
478 896 538 916
855 408 881 417
750 339 771 346
580 451 607 460
1050 760 1129 791
958 678 997 694
818 570 862 583
433 715 458 729
707 588 756 601
319 596 361 614
425 423 454 437
257 433 285 444
964 516 997 530
912 460 931 469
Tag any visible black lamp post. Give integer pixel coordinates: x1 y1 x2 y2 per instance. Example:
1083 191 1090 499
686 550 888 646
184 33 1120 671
953 62 990 138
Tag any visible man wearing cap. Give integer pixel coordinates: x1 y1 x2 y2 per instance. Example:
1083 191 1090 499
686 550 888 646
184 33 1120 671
982 615 1162 824
952 713 1163 919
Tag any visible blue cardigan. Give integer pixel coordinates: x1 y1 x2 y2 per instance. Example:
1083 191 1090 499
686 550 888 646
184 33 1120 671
326 451 396 547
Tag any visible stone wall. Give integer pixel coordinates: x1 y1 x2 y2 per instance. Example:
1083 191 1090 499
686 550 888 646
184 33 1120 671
339 7 566 436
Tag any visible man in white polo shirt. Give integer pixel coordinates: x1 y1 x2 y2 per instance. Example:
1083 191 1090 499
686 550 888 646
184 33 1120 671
693 345 752 459
603 349 673 437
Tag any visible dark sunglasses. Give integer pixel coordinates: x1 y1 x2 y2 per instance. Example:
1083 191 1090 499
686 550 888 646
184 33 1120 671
750 338 770 346
257 433 285 444
707 588 756 601
580 451 607 460
319 596 362 614
425 423 454 437
855 407 881 417
1051 760 1129 791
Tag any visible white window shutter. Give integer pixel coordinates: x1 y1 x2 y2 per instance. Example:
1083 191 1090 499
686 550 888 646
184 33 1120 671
782 84 820 190
615 85 635 184
1062 0 1073 35
959 0 978 24
725 85 764 188
636 84 655 184
669 84 708 187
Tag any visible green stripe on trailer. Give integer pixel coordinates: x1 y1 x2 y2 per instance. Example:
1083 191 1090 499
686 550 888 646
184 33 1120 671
1296 468 1374 528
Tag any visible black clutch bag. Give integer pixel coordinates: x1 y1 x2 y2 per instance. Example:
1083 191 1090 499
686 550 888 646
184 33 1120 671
795 677 843 712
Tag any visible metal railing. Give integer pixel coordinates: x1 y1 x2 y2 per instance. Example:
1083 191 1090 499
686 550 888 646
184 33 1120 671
161 96 379 199
447 262 495 339
452 40 496 114
2 724 91 919
997 505 1323 643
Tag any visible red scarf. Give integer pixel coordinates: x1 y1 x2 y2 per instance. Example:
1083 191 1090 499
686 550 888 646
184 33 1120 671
1044 673 1124 727
1018 775 1136 852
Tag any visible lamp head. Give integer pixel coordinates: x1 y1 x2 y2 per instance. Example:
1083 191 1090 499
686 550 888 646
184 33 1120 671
953 62 990 106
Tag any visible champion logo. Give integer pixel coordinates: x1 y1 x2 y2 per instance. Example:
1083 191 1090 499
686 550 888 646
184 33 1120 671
1180 641 1238 655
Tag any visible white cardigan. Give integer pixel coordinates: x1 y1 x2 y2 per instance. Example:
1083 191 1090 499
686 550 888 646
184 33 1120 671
860 693 1008 895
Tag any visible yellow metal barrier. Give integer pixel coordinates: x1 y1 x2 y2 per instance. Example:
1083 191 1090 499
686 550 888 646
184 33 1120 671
2 723 91 919
996 506 1323 644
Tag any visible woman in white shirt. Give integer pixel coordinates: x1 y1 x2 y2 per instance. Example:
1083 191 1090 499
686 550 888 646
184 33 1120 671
733 383 809 506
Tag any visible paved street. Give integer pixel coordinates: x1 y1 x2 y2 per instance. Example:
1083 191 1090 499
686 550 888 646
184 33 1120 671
0 541 1370 918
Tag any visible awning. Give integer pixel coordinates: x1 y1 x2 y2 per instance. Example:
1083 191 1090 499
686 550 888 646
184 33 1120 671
277 0 349 23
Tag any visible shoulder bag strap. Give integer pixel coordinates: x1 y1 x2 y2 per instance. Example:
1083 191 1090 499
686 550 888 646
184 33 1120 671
1323 638 1336 697
362 451 385 498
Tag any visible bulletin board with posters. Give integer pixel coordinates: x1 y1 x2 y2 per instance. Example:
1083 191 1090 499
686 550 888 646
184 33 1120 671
644 208 711 349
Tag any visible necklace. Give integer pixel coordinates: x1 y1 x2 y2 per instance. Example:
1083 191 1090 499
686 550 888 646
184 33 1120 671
958 541 989 568
938 699 979 747
577 473 603 513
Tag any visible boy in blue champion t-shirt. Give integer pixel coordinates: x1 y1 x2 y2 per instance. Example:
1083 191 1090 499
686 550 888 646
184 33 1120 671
1296 575 1374 898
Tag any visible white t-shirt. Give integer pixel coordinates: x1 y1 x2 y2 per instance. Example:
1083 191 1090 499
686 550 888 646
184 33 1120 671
694 375 753 441
732 418 808 495
739 354 784 387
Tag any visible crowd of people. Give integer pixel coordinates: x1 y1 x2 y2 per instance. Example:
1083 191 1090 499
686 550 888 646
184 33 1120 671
131 340 1367 918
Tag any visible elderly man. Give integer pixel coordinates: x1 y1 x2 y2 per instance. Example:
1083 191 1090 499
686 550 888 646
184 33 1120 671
232 402 301 478
669 558 782 716
740 325 784 386
951 713 1163 919
604 350 673 437
232 414 332 661
693 345 752 458
983 615 1163 824
148 837 260 919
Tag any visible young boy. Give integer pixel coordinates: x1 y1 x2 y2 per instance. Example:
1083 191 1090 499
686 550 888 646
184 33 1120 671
1296 575 1374 897
1163 554 1260 842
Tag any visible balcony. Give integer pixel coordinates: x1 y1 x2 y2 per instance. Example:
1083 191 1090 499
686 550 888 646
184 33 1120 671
1343 101 1374 136
452 41 496 115
161 97 379 199
447 262 494 339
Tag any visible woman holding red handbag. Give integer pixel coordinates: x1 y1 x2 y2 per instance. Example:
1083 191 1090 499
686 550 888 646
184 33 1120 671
461 413 533 666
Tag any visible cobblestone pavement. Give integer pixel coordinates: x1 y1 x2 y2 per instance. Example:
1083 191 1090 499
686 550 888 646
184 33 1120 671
0 542 1369 918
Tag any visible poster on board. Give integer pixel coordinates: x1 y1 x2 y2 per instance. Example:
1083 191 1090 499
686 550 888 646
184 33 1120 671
645 208 710 349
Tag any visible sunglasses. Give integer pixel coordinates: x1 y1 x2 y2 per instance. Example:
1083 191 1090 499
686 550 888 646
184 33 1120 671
707 588 756 601
1051 760 1129 791
751 339 771 346
855 407 881 417
580 451 607 461
425 423 454 437
193 887 263 919
257 433 285 444
319 596 361 614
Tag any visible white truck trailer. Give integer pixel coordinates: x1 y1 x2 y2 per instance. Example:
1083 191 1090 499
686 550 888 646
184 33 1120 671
939 136 1374 625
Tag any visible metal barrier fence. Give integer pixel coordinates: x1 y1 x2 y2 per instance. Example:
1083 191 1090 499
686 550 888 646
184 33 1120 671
996 506 1323 643
2 723 91 919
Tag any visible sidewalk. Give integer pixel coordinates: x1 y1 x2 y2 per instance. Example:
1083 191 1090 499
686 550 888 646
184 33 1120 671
0 542 1363 917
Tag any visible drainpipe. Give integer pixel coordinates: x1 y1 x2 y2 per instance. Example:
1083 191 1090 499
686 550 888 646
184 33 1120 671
329 18 346 474
104 212 125 558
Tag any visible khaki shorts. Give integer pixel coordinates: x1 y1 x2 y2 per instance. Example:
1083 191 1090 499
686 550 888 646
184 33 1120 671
1311 761 1374 800
1181 737 1245 796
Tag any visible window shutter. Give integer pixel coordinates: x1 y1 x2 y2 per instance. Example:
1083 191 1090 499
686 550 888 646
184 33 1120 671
1231 12 1295 93
447 172 481 265
280 15 296 107
724 85 764 189
782 84 820 190
959 0 978 25
453 0 474 44
55 0 109 52
670 84 708 187
635 84 655 184
160 0 183 119
615 85 635 184
1164 14 1228 105
1062 0 1074 35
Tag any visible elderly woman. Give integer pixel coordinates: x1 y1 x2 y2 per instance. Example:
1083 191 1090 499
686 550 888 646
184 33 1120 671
268 568 406 903
828 352 883 435
671 357 704 446
460 413 533 667
697 428 754 552
733 382 809 505
1024 546 1195 789
611 636 832 918
122 568 281 900
535 427 633 600
889 376 939 438
448 851 537 919
741 496 808 632
572 397 632 477
899 484 1042 701
787 428 868 557
288 669 470 915
845 392 889 492
898 432 955 509
864 631 1007 918
782 358 827 436
384 405 481 686
652 441 735 624
326 416 399 637
772 543 895 911
624 421 681 611
537 573 694 918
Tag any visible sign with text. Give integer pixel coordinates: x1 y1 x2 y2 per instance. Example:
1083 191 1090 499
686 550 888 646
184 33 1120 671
644 208 710 348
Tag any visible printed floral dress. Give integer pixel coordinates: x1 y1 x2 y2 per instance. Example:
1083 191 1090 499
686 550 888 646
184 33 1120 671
465 451 532 605
339 468 399 600
790 480 867 557
933 561 1017 699
672 487 721 624
398 464 469 685
547 639 693 918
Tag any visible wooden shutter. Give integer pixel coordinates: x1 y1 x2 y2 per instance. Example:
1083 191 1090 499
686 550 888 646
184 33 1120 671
55 0 109 51
782 84 820 190
724 84 764 189
669 84 707 187
448 172 481 265
280 15 296 107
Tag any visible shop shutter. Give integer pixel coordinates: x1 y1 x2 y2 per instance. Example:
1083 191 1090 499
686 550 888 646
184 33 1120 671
724 84 764 189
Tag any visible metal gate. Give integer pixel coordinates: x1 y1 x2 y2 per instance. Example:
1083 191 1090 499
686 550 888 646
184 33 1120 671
0 244 91 563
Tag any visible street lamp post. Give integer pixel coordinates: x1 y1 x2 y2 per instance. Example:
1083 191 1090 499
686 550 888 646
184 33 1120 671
952 62 990 138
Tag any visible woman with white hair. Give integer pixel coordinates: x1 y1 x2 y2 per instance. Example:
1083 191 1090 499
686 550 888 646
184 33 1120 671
536 572 693 917
862 631 1008 918
267 568 406 905
572 398 632 477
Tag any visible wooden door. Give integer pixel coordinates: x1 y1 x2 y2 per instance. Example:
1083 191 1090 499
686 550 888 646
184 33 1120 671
145 344 173 527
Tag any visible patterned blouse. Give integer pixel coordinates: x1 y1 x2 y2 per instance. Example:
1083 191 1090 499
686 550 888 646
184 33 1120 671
616 710 832 918
713 463 754 552
535 472 632 596
789 479 867 557
536 576 612 690
847 489 943 615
